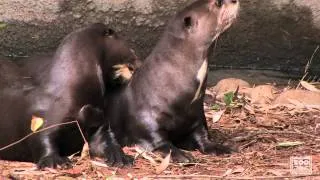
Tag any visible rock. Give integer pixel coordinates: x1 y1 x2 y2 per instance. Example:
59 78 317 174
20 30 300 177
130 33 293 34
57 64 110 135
0 0 319 73
273 89 320 105
213 78 251 100
250 85 277 104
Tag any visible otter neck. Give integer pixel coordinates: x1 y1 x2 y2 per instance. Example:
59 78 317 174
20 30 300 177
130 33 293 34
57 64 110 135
154 32 209 65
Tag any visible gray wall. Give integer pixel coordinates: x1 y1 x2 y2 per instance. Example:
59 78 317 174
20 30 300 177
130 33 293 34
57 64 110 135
0 0 319 75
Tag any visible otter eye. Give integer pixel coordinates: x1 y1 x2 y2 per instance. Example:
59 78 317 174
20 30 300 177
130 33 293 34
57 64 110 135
105 28 115 37
183 16 193 28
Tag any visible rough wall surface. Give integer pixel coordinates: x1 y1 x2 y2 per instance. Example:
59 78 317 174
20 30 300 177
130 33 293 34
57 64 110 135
0 0 319 74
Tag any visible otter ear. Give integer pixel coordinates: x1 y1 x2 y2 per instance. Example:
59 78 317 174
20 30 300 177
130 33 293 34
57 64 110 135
215 0 223 7
105 28 115 37
183 16 193 29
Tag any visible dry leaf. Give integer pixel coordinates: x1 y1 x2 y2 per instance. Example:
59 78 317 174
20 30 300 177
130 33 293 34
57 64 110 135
135 147 158 165
156 150 171 174
68 151 80 160
277 141 304 147
301 81 320 93
222 169 233 177
232 166 245 174
80 142 90 159
212 110 225 123
90 160 108 168
30 116 44 132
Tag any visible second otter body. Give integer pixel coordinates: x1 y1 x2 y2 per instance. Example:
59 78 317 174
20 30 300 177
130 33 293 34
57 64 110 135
0 23 140 168
105 0 240 162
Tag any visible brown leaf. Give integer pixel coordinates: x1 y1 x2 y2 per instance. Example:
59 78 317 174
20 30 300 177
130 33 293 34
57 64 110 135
91 160 108 168
156 150 171 174
301 81 320 93
135 146 158 165
80 142 90 160
212 110 225 123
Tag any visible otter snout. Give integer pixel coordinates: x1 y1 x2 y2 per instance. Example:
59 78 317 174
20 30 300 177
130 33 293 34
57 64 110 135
214 0 240 33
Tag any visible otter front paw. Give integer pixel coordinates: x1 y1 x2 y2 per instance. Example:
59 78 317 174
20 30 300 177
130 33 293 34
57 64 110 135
89 127 133 167
157 143 194 163
37 154 72 169
104 146 133 167
171 149 194 163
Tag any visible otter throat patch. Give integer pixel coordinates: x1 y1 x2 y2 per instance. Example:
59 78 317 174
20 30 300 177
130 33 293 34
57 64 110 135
191 59 208 104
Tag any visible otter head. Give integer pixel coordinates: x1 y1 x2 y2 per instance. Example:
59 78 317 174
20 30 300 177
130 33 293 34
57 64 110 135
167 0 239 48
102 28 141 85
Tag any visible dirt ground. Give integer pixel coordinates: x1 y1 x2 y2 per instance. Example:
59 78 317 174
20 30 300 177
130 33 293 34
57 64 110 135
0 74 320 180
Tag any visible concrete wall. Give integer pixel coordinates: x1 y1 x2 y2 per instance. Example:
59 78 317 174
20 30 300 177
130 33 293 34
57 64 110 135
0 0 319 75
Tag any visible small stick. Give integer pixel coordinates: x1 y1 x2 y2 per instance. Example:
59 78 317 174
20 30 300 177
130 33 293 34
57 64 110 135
297 45 319 89
0 121 87 151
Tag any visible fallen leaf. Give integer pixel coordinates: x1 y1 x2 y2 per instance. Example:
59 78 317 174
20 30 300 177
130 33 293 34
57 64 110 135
80 142 90 160
68 151 80 160
277 141 304 147
301 81 320 93
232 166 245 174
135 146 158 165
91 160 108 168
30 116 44 132
222 169 233 177
222 167 244 176
156 150 171 174
212 110 225 123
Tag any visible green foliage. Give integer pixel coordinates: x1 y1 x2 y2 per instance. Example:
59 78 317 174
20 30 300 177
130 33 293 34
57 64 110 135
211 104 221 111
223 91 235 106
0 22 7 29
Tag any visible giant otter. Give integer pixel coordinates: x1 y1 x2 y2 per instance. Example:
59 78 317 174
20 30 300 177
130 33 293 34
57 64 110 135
0 23 140 168
104 0 240 162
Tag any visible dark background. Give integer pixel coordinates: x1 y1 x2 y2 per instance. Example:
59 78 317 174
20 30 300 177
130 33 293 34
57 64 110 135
0 0 319 77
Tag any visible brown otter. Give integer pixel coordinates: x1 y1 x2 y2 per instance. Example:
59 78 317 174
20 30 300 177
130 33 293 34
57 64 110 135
103 0 240 162
0 23 140 168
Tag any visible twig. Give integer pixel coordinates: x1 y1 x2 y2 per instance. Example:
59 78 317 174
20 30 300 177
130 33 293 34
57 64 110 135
307 45 319 73
296 72 308 89
0 121 87 151
297 45 319 89
146 173 320 179
239 139 258 150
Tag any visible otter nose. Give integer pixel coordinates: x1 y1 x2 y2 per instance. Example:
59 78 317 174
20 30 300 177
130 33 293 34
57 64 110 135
215 0 238 7
231 0 238 4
